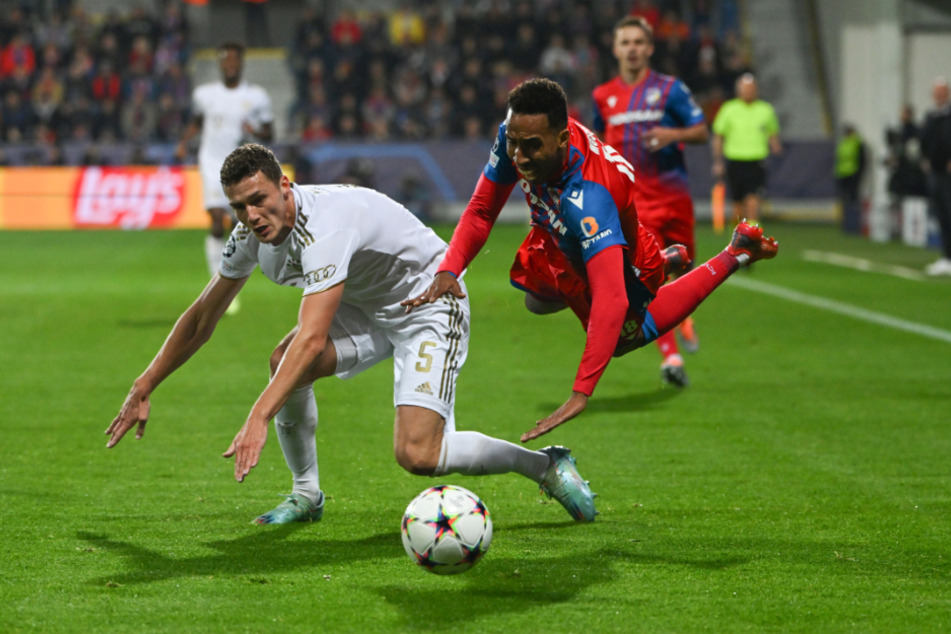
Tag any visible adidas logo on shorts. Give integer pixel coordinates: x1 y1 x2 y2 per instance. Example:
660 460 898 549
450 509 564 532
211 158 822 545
414 382 433 395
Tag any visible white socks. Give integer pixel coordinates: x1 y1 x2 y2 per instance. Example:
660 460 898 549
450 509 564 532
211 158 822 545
274 385 321 504
205 234 225 277
435 430 550 484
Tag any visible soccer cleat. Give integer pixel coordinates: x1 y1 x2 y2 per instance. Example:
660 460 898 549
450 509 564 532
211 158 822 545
539 446 597 522
925 257 951 276
725 221 779 267
252 491 324 525
676 318 699 354
660 355 689 388
662 244 691 277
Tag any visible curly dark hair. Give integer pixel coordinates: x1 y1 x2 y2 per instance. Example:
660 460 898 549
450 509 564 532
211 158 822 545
220 143 283 188
507 78 569 132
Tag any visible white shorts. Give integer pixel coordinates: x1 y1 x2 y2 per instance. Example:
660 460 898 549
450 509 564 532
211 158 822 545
328 293 469 424
201 164 230 210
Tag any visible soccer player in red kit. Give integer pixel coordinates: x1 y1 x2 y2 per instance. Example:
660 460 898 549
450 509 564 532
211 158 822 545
593 16 710 388
403 78 777 442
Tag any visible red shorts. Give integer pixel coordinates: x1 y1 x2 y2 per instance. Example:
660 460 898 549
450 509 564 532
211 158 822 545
633 190 696 260
509 226 664 333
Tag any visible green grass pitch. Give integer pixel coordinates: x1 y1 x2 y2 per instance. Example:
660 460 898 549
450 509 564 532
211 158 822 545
1 221 949 632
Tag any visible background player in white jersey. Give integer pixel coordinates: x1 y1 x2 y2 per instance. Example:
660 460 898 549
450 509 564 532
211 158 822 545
105 144 596 525
175 42 274 303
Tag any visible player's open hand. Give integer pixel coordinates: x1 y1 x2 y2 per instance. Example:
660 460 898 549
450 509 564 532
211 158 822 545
520 391 589 442
105 384 152 448
400 271 466 313
223 416 269 482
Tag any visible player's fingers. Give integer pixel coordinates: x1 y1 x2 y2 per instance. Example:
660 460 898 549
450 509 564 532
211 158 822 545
135 420 147 439
520 423 548 443
222 441 236 458
105 418 133 447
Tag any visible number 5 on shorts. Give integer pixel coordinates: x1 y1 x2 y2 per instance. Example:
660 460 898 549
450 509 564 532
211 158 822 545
415 341 436 372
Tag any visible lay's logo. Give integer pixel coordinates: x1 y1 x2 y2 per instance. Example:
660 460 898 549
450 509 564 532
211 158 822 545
72 166 186 229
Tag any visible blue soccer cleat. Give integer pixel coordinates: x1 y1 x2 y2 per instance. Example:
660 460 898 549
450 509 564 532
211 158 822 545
539 446 597 522
252 491 324 525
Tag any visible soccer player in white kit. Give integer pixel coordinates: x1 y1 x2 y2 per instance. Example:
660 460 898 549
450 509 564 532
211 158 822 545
106 144 597 525
175 42 274 291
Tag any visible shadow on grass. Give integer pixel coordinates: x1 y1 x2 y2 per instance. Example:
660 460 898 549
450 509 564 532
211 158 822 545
537 387 681 417
78 527 400 586
377 550 619 628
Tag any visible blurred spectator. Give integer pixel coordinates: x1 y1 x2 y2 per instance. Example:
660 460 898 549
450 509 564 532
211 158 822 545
333 92 363 137
156 61 191 104
127 35 154 74
92 97 123 141
539 33 576 95
31 66 64 131
155 92 186 142
0 31 36 79
122 85 156 142
920 78 951 275
125 6 159 53
388 3 425 48
94 32 123 73
656 9 689 43
834 123 867 234
331 9 363 46
509 23 541 74
2 89 35 141
424 86 450 138
630 0 661 31
885 104 927 200
362 83 395 136
301 112 333 142
35 12 72 58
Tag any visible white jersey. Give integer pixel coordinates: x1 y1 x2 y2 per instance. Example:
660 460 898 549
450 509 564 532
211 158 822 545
219 184 449 328
192 80 274 171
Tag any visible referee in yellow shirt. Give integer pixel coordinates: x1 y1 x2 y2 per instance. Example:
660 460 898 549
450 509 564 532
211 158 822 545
711 73 782 223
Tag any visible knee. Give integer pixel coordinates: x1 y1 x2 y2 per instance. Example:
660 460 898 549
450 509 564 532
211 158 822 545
395 441 440 476
525 293 567 315
269 345 287 377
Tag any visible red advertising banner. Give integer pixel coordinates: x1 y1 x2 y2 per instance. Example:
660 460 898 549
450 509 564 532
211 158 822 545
0 166 207 230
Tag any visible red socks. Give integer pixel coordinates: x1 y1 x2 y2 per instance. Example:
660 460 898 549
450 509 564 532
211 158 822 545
646 252 739 337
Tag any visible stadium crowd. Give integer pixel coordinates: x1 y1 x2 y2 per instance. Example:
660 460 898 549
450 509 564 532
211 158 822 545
0 0 748 164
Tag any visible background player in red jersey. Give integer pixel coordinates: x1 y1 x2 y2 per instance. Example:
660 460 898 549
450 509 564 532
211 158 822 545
592 16 709 388
403 78 777 442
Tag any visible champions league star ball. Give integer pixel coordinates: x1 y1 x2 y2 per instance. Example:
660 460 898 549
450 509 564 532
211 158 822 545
401 485 493 575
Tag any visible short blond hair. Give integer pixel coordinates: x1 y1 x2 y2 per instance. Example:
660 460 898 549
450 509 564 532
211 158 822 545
613 16 654 45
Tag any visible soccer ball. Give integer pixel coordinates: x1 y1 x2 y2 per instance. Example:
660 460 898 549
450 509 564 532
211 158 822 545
401 485 493 575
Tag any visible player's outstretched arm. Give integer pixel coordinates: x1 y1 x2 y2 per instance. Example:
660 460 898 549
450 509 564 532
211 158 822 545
105 274 247 448
400 271 466 313
521 391 589 442
224 284 342 482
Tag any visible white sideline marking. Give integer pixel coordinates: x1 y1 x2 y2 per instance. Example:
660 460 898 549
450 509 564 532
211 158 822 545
728 276 951 344
801 250 926 281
